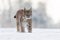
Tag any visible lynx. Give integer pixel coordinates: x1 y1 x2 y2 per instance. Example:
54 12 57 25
14 8 32 32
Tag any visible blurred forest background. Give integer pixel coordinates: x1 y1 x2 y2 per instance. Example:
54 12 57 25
0 0 60 28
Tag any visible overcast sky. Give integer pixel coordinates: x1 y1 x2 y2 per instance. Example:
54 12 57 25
46 0 60 24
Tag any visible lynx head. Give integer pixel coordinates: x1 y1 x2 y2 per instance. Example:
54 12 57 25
24 8 32 18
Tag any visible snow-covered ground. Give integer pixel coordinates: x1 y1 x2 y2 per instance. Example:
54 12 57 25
0 28 60 40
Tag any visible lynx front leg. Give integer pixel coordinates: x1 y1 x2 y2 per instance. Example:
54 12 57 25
28 25 32 33
27 19 32 33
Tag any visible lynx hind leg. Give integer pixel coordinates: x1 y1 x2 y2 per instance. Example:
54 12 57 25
20 17 25 32
21 25 25 32
16 17 20 32
20 22 25 32
27 19 32 33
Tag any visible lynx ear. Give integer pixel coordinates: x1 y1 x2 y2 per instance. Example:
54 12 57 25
24 7 25 10
24 7 25 12
30 7 32 10
24 7 27 12
24 7 27 10
30 7 32 12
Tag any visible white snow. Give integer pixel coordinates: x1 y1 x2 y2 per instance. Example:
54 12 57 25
0 28 60 40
